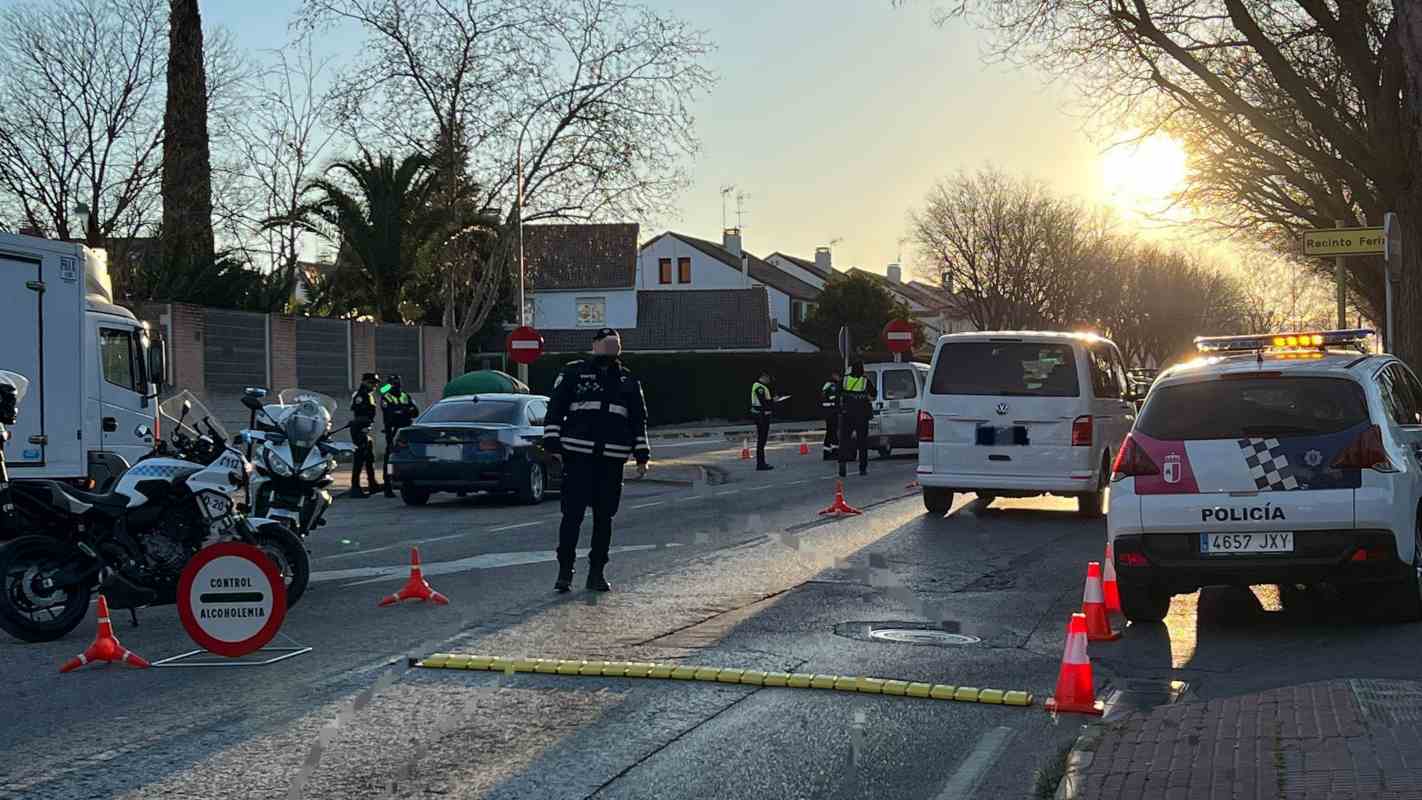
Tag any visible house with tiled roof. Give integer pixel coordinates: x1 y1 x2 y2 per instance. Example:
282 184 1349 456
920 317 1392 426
518 223 775 354
765 249 833 290
846 265 974 340
638 228 821 352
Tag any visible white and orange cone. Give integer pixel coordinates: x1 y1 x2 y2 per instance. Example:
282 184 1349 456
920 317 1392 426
1044 613 1104 715
59 595 149 673
1102 543 1123 616
799 441 810 456
740 439 751 460
1082 561 1120 642
818 480 863 516
378 547 449 607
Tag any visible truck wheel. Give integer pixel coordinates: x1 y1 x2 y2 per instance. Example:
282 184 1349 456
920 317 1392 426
0 536 92 643
518 462 546 505
923 488 953 515
1119 582 1171 623
401 487 431 506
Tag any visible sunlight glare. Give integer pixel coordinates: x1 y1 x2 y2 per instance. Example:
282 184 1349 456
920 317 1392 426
1101 133 1188 219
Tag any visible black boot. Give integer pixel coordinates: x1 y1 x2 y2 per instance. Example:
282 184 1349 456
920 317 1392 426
554 566 574 593
756 463 774 471
838 463 847 478
585 566 611 592
383 485 396 498
345 485 367 499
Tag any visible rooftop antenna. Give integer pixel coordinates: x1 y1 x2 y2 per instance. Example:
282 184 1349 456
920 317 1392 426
719 185 735 229
735 190 750 230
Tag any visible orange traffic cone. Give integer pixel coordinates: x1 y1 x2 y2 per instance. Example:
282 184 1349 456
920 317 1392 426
59 595 149 673
818 480 863 516
1082 561 1120 642
1044 613 1104 715
1102 543 1123 616
905 479 920 489
378 548 450 607
740 439 751 460
799 441 810 456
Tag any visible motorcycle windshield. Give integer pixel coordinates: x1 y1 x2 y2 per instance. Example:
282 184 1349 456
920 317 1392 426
283 400 332 449
159 390 229 443
0 370 30 404
275 388 338 418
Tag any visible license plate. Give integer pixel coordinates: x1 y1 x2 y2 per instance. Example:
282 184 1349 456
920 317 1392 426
976 425 1028 446
1199 531 1294 555
425 444 464 461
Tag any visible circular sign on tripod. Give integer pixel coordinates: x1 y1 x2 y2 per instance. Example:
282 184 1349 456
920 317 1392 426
177 542 288 657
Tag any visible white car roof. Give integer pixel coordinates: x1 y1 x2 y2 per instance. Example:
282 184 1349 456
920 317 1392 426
934 330 1117 347
1154 351 1384 388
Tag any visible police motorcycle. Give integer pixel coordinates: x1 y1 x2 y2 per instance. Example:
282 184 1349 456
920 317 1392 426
237 387 352 538
0 390 310 643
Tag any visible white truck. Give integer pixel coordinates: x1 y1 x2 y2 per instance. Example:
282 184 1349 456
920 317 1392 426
1 232 165 489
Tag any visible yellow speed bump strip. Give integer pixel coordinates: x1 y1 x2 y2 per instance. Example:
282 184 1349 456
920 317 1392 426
410 655 1033 707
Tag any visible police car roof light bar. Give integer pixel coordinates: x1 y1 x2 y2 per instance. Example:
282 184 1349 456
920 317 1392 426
1193 328 1374 354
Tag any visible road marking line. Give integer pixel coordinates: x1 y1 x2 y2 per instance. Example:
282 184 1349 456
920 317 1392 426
715 489 740 496
785 479 810 486
746 485 775 492
630 501 664 509
490 521 541 532
413 533 465 545
933 726 1015 800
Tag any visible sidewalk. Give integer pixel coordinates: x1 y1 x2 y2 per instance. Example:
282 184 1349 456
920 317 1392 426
647 420 822 440
1057 679 1422 799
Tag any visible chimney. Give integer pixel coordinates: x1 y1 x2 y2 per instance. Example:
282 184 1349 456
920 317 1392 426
723 227 742 257
886 263 902 284
815 246 832 272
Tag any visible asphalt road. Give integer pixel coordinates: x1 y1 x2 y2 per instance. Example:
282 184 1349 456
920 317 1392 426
5 437 1420 799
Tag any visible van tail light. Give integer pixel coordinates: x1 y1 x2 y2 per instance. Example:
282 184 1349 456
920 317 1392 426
1331 425 1396 472
917 411 934 442
1071 415 1093 447
1110 434 1159 481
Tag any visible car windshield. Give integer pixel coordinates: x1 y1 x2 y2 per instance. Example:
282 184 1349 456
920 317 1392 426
930 341 1080 397
418 399 520 424
1137 377 1369 440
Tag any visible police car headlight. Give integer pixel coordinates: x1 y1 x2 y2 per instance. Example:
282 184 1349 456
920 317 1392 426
264 449 295 477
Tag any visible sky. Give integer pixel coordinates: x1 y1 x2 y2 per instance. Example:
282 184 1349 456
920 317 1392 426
204 0 1119 283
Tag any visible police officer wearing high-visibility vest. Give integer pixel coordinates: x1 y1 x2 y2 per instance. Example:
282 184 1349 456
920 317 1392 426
838 360 877 477
543 328 651 593
379 374 419 498
750 370 775 471
820 369 841 461
347 372 381 498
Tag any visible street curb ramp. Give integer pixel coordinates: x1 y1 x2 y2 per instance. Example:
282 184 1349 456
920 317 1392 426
407 654 1034 707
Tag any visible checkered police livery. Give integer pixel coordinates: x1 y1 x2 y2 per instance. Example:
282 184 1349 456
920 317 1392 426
1238 437 1299 491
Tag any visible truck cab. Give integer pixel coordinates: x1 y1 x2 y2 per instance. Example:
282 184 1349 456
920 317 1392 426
1 233 165 489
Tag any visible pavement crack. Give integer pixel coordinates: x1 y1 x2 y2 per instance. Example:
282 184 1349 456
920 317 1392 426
628 589 791 648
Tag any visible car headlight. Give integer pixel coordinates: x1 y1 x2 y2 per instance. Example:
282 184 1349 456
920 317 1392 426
299 458 334 481
264 449 295 477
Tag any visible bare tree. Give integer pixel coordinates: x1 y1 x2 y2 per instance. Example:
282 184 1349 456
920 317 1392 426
0 0 167 297
930 1 1421 362
298 0 715 369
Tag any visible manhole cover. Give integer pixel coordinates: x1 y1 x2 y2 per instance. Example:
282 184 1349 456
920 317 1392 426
868 628 980 645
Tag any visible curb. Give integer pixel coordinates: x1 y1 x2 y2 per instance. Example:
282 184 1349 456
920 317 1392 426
1054 718 1111 799
410 654 1035 707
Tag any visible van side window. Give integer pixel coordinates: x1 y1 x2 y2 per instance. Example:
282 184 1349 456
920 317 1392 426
1088 345 1120 398
883 369 917 401
100 328 140 393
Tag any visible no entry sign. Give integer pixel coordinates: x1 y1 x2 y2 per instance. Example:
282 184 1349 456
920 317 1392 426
507 325 545 365
883 319 915 353
177 542 288 657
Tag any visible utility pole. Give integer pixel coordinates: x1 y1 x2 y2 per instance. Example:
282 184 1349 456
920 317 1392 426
516 144 527 386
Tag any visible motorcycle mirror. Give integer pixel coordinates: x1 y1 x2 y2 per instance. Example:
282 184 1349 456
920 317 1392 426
244 387 268 399
241 395 263 411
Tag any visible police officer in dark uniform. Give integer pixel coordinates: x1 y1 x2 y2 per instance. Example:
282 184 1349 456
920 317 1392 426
347 372 381 498
543 328 650 593
750 370 775 471
821 369 841 461
379 374 419 498
839 360 877 478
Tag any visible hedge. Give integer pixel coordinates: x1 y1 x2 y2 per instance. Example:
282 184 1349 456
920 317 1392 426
524 350 929 426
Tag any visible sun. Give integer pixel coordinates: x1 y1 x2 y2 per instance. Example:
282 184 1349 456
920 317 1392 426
1101 133 1188 218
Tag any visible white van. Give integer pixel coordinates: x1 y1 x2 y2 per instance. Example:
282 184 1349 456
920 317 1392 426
916 332 1139 517
863 361 930 457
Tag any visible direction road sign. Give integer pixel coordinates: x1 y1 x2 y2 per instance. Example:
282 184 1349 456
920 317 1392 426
1303 227 1385 256
883 319 915 353
177 542 288 657
506 325 544 365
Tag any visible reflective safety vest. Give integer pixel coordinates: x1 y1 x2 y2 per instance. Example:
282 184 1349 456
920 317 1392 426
842 374 872 416
843 375 868 395
751 381 771 413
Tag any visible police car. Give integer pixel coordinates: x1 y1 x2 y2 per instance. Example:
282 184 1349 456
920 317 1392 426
1108 329 1422 623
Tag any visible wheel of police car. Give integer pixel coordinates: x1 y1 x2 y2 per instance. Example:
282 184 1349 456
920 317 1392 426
1341 511 1422 623
1118 582 1171 623
401 487 431 506
517 462 545 505
923 488 953 516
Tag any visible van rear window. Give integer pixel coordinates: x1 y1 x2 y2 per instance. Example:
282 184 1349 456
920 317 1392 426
929 342 1079 397
1137 377 1369 440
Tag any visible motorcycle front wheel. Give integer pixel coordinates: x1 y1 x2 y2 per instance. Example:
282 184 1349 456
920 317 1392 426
247 523 310 608
0 535 93 643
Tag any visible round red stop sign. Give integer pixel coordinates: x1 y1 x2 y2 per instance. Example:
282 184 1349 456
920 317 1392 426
507 325 544 365
883 319 915 353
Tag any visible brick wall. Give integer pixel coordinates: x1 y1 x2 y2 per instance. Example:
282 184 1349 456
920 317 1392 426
422 326 447 402
170 303 207 397
351 322 377 383
268 314 298 390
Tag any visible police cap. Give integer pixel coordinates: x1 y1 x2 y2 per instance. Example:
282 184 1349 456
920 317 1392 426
592 328 619 342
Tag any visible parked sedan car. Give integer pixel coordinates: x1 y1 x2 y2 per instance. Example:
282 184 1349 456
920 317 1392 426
387 393 563 506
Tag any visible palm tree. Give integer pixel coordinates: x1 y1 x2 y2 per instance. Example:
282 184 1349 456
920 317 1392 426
280 151 445 323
